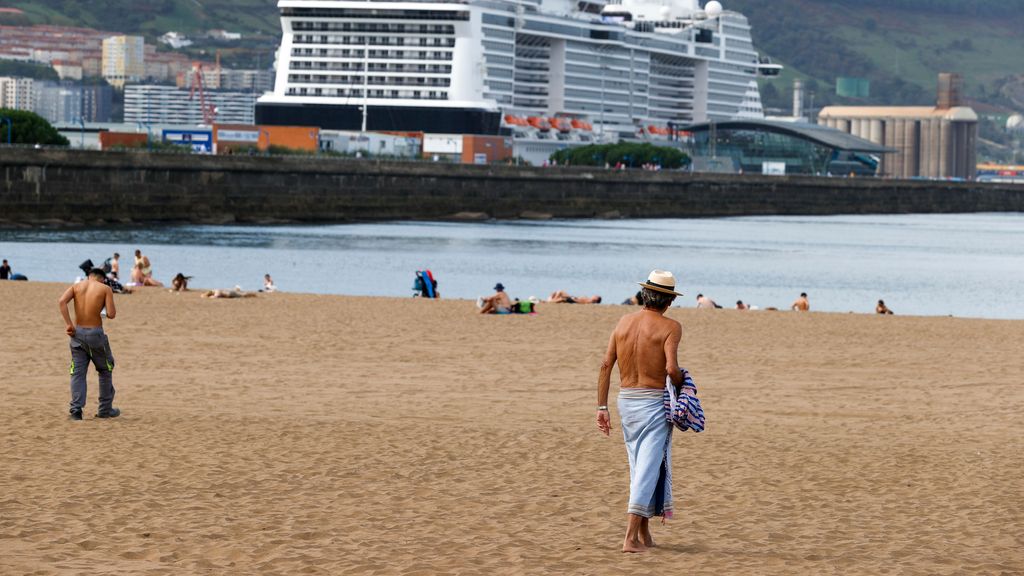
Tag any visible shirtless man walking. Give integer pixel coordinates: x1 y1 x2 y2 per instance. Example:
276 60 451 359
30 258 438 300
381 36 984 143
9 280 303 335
597 270 683 553
58 268 120 420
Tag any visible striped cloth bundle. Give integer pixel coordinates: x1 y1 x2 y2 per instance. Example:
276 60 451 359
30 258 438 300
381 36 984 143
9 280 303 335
664 368 705 433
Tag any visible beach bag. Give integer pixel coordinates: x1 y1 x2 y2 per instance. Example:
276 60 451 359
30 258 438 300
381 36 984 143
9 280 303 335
664 368 705 433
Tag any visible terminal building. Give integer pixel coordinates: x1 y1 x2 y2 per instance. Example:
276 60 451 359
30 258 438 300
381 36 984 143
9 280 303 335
817 74 978 180
684 119 891 176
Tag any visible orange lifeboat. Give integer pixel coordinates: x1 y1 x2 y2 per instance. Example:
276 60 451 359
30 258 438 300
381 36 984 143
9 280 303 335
527 116 550 130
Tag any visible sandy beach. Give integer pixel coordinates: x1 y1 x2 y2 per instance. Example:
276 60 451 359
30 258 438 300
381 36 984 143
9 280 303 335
1 280 1022 575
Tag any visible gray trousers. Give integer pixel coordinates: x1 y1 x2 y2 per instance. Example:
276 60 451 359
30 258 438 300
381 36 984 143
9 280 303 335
69 326 115 413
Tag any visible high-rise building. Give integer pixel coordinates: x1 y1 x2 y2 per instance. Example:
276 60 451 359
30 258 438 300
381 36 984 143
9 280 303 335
124 85 257 125
102 35 145 88
0 76 35 110
32 82 113 123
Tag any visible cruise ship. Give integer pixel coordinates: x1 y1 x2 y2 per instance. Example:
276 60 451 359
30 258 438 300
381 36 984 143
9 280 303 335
255 0 778 139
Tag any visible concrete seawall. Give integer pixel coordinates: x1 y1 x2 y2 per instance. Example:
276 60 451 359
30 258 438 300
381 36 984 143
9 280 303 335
1 149 1022 226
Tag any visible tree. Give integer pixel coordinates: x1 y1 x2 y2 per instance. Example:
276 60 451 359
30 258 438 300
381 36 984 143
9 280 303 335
0 109 70 146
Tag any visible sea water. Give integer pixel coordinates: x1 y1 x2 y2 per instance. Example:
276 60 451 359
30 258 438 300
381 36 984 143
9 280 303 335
1 213 1022 319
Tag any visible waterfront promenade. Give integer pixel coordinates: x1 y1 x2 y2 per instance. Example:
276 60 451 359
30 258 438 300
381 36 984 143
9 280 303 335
2 149 1023 226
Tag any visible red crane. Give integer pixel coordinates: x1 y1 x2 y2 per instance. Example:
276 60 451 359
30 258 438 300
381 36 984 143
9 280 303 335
188 62 217 125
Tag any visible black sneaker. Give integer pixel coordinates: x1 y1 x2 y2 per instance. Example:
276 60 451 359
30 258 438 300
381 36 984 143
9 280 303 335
69 409 83 421
95 408 121 419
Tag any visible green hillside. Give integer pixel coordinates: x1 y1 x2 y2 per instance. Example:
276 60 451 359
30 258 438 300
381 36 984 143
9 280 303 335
7 0 279 36
729 0 1024 111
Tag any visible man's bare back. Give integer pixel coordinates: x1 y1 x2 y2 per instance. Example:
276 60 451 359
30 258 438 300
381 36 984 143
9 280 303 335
59 273 116 335
609 309 682 389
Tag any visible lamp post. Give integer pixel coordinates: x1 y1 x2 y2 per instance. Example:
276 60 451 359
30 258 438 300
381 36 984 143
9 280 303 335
135 121 152 151
77 117 85 149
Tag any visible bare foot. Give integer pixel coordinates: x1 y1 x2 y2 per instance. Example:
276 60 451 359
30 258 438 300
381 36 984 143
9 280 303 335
622 538 646 553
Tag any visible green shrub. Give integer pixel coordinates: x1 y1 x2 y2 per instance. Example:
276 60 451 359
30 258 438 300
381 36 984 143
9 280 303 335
549 142 689 168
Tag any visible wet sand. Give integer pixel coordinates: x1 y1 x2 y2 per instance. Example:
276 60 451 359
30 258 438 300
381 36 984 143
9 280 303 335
1 281 1021 574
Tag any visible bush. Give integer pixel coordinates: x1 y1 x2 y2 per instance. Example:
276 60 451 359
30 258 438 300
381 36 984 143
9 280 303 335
0 109 69 146
549 142 689 168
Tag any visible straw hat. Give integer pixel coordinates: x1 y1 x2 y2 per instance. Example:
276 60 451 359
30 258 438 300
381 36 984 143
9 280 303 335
637 269 683 296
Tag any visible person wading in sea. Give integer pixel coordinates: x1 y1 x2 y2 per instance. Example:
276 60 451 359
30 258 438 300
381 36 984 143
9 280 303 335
596 269 683 552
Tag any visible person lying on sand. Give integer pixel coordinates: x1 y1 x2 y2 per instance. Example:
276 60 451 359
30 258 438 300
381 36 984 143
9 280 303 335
202 288 257 299
876 299 894 315
547 290 602 304
696 294 720 309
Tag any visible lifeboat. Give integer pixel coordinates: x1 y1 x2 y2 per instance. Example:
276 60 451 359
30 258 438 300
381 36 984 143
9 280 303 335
548 117 571 132
527 116 550 130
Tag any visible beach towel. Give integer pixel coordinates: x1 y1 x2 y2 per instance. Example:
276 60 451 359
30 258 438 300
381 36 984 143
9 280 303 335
664 368 705 433
618 388 673 519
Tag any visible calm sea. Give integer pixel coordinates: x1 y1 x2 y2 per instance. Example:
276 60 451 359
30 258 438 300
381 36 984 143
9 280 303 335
1 213 1022 319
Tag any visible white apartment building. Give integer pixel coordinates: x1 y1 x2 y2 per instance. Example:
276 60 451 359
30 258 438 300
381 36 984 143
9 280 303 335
124 85 257 125
0 76 35 111
102 35 145 88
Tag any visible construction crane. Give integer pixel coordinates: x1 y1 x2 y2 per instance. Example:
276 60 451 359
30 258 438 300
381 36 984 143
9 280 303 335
188 62 217 125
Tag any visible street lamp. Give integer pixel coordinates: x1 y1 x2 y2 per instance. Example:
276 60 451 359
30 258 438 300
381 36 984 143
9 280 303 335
135 121 152 151
77 117 85 149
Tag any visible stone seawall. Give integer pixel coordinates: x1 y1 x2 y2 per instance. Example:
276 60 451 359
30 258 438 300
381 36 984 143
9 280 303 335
1 149 1022 226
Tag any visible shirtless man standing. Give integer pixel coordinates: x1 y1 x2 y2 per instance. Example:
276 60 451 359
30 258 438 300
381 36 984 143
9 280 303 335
58 268 120 420
597 270 683 553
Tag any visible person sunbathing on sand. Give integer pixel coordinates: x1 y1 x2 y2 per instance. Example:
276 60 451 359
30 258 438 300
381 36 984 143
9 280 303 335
202 287 257 299
479 283 513 314
131 263 163 287
547 290 602 304
171 273 191 292
876 299 894 315
791 292 810 312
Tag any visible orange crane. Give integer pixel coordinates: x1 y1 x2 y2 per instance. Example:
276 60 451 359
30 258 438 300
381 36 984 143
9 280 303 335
188 62 217 125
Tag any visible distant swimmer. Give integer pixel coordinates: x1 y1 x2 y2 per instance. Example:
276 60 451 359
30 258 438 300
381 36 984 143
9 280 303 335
547 290 602 304
57 267 121 420
791 292 810 312
876 300 894 315
696 294 720 309
479 283 513 314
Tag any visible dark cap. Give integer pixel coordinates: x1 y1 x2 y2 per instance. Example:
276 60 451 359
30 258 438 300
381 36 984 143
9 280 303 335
494 283 505 291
